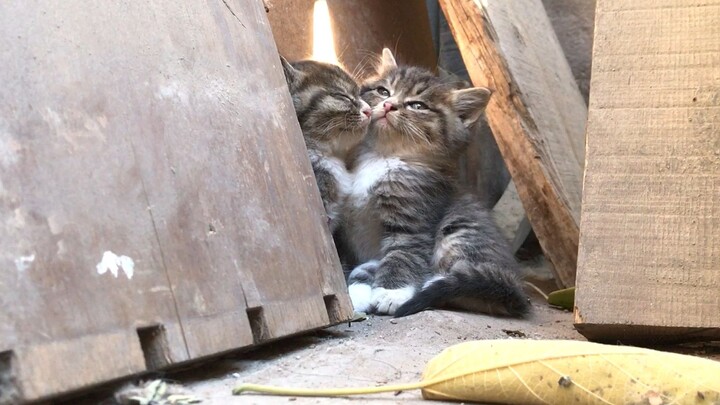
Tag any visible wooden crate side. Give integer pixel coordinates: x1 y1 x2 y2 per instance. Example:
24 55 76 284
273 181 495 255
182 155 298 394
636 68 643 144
575 0 720 341
0 2 191 396
439 0 587 287
0 0 353 401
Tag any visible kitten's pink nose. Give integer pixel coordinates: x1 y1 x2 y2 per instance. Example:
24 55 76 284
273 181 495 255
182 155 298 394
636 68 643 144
383 102 397 112
362 108 371 118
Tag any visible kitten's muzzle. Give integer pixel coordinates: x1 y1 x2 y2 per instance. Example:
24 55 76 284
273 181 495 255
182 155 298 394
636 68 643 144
371 101 398 121
383 101 398 112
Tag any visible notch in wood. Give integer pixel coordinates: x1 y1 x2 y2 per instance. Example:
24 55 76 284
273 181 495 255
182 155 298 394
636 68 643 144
136 325 171 370
246 307 269 344
0 351 20 405
323 294 344 324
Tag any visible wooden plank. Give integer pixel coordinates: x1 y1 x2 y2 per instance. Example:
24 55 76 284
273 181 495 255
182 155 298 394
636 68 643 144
431 11 512 208
123 0 353 358
439 0 587 287
326 0 437 77
574 0 720 343
265 0 315 62
0 0 353 402
0 0 189 394
267 0 437 78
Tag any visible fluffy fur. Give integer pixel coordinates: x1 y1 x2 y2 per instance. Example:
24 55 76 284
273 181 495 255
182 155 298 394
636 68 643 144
343 49 529 317
280 56 370 232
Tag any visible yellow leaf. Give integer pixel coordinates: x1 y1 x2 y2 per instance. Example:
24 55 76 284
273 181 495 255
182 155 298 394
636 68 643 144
233 339 720 404
420 340 720 404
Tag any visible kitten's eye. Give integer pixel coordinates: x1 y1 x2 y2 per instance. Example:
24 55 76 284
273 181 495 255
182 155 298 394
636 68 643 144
407 101 429 110
376 87 390 97
333 93 353 102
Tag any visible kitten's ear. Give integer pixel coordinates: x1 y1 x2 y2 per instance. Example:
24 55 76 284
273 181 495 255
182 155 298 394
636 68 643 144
379 48 398 74
279 55 302 89
451 87 493 126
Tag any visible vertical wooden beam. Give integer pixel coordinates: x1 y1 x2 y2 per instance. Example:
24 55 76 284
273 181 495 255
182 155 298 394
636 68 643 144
574 0 720 343
439 0 587 287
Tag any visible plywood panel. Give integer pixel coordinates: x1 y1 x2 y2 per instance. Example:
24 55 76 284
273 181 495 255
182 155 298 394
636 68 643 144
439 0 587 287
0 0 189 395
267 0 437 78
0 0 353 402
575 0 720 342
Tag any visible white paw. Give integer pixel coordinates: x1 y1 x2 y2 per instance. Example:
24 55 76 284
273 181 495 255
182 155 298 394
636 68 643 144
348 283 373 313
348 260 379 284
370 286 415 315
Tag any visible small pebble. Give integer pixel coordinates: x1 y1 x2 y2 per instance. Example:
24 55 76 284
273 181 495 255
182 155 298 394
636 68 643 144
232 373 240 378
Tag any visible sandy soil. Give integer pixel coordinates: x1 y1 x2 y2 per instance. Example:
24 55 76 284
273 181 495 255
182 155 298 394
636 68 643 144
170 301 582 404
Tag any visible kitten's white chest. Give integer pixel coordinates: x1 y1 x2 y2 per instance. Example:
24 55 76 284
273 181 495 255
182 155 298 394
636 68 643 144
345 155 406 262
318 156 352 196
350 155 405 205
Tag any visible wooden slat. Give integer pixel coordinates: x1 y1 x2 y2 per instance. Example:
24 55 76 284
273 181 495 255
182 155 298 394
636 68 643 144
438 0 587 287
574 0 720 343
267 0 437 78
0 0 353 402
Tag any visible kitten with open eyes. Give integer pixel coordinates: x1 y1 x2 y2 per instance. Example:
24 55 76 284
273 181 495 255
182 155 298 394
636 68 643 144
280 57 371 233
343 49 530 317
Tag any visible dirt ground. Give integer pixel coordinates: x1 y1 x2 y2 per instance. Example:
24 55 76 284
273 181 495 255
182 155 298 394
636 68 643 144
67 290 720 405
58 253 585 405
104 298 582 405
192 306 580 404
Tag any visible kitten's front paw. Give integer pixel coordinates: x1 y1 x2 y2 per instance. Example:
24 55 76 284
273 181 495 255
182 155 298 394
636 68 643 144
370 286 415 315
347 261 380 313
348 283 372 313
347 260 379 284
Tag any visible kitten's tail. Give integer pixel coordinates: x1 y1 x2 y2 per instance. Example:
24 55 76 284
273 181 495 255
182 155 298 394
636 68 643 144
393 263 531 318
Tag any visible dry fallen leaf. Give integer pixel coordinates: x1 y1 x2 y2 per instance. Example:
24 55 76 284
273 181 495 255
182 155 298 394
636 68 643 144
233 339 720 404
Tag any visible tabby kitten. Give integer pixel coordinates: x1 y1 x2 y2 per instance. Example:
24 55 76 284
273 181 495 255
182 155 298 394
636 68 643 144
344 49 529 317
280 57 371 232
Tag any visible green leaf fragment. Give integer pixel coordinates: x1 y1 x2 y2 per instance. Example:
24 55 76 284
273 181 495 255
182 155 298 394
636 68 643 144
547 287 575 310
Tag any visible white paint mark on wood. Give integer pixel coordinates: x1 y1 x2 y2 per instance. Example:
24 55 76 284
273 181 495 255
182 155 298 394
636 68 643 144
0 121 21 168
56 240 67 257
15 254 36 272
96 251 135 279
156 82 190 105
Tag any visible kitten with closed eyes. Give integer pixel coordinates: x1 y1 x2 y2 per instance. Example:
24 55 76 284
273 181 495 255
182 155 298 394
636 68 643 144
343 49 530 317
280 57 371 233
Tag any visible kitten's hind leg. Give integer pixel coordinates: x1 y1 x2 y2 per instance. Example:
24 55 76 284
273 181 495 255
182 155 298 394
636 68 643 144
395 196 530 318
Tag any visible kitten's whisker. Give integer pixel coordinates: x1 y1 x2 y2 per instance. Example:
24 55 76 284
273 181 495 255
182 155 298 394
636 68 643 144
352 52 380 79
405 122 432 148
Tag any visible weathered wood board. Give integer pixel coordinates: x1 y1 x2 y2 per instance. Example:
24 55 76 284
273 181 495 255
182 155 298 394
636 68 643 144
439 0 587 288
0 0 353 402
267 0 437 79
574 0 720 343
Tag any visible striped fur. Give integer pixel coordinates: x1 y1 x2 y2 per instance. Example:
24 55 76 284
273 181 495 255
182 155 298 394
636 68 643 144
344 49 529 317
281 57 370 232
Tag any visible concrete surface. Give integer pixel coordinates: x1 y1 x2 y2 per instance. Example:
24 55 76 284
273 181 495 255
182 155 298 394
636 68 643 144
174 301 581 404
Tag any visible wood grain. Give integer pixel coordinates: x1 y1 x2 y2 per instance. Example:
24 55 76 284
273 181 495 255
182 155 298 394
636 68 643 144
574 0 720 343
268 0 437 78
0 0 352 401
439 0 587 287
